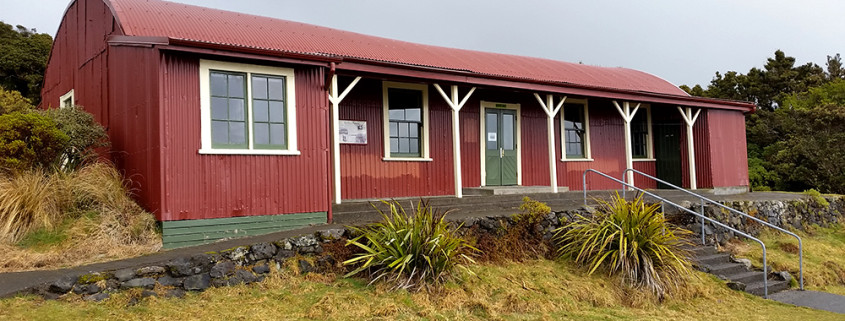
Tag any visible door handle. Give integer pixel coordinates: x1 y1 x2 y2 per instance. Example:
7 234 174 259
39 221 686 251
500 147 504 158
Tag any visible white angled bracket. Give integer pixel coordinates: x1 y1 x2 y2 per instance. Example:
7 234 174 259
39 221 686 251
534 93 567 193
612 100 641 189
434 84 476 198
329 75 362 204
677 106 701 189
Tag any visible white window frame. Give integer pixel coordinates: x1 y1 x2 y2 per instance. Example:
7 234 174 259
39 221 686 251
59 89 74 109
382 81 432 161
560 98 593 162
631 104 655 161
198 59 299 156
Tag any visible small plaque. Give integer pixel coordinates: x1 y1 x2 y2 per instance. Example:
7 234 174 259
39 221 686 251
339 120 367 144
487 133 497 141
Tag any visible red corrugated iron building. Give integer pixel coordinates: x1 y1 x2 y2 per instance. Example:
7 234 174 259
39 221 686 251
41 0 755 247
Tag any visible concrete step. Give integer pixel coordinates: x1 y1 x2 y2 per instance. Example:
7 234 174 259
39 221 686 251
693 253 733 266
706 262 750 276
726 271 768 285
746 279 790 296
463 186 570 196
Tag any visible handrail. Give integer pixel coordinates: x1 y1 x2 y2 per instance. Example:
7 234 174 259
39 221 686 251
582 169 770 298
623 168 804 291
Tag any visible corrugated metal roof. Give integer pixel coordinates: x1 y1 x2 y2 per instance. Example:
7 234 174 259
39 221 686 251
108 0 689 96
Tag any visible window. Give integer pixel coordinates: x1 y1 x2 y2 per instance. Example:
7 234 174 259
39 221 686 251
60 89 74 109
561 101 591 160
382 82 430 160
199 60 298 155
631 106 652 159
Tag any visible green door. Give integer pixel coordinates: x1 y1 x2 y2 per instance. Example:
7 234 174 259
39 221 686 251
485 109 518 186
653 123 683 189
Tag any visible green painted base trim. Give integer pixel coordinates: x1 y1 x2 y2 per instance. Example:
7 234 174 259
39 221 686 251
161 212 327 249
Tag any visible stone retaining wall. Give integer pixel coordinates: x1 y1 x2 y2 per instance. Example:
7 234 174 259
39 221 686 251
25 195 843 302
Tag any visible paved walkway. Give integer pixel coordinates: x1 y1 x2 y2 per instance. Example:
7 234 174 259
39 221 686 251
769 290 845 314
2 190 842 315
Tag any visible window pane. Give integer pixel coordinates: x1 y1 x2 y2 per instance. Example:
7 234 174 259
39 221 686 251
389 122 398 137
212 121 228 144
409 123 418 138
253 100 269 122
211 97 228 120
228 74 245 98
389 109 405 120
268 77 284 100
254 123 270 145
229 122 246 145
210 72 227 96
270 123 285 145
503 114 514 150
269 101 285 123
399 122 409 137
486 112 497 150
399 138 409 153
252 76 267 100
409 138 419 154
388 88 422 109
390 138 399 153
228 98 245 121
405 108 421 122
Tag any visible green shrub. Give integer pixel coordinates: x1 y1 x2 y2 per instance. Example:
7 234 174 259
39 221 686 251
0 86 35 115
514 196 551 225
0 112 69 173
343 200 477 290
42 106 109 171
553 193 693 298
803 189 830 207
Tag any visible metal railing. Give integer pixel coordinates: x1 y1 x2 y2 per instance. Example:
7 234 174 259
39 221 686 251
581 169 771 297
622 168 803 291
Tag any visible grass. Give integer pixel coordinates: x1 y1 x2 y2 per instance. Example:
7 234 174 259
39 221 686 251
0 260 840 321
0 162 161 272
722 223 845 292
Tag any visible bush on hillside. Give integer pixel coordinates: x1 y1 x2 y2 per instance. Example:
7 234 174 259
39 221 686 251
343 200 477 290
0 86 35 115
42 106 109 171
553 193 693 299
0 112 69 173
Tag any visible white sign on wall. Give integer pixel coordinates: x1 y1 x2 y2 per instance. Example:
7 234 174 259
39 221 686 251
339 120 367 144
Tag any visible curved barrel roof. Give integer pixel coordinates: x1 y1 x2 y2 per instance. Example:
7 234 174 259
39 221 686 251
107 0 692 97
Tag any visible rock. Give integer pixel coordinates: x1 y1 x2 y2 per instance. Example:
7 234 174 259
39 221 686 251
165 289 186 298
122 278 156 289
249 242 277 261
291 235 319 248
49 276 77 294
136 266 166 276
167 258 195 277
105 279 121 291
141 290 158 298
156 275 182 287
726 281 746 291
234 269 257 284
211 278 229 287
223 247 249 262
298 260 315 275
83 292 110 302
274 250 295 262
189 254 218 272
731 258 753 270
772 271 793 283
317 255 336 270
183 273 211 291
318 229 345 241
113 268 136 282
41 292 61 301
72 283 102 295
252 263 270 274
209 261 236 278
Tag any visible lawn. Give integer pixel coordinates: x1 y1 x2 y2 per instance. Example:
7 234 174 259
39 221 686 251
0 260 839 321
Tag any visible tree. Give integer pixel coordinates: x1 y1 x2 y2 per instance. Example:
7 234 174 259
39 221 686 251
0 86 35 115
0 112 69 173
0 22 52 105
827 54 844 81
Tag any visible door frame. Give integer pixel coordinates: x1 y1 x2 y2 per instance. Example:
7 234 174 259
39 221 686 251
479 101 521 187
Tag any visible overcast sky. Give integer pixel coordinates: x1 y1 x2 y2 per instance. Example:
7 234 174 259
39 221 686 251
1 0 843 87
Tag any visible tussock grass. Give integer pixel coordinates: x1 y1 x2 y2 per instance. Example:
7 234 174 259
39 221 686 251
0 162 160 272
723 223 845 290
0 260 839 320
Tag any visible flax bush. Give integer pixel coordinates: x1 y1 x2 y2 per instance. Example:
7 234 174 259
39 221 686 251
553 193 693 298
343 200 477 290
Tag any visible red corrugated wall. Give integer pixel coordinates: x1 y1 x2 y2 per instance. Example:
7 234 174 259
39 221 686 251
158 54 330 221
707 109 749 188
680 110 713 189
338 78 454 199
108 45 162 215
